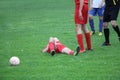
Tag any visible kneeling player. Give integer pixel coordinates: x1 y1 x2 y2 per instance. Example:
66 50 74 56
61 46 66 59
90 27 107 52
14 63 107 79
42 37 80 56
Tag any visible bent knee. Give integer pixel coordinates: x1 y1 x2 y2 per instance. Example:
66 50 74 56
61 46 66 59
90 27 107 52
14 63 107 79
111 21 117 27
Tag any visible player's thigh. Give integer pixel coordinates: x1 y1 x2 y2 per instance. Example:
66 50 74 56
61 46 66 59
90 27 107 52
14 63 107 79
89 8 96 16
97 8 104 16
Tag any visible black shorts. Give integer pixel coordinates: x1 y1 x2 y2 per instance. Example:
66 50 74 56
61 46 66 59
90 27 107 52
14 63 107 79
103 5 120 22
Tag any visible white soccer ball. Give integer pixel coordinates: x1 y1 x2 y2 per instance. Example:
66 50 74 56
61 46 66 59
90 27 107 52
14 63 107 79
9 56 20 66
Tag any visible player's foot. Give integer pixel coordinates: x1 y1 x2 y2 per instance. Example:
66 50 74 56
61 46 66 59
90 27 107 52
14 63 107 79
74 46 80 56
50 50 55 56
80 49 86 53
98 32 102 36
102 42 111 46
90 31 95 35
86 48 93 51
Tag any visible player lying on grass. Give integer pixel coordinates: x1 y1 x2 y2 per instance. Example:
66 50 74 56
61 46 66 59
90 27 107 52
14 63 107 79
42 37 80 56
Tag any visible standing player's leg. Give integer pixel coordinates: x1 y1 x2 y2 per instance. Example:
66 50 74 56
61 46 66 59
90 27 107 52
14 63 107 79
98 7 104 36
82 24 92 50
102 22 111 46
98 16 103 36
89 8 96 35
82 4 92 51
111 20 120 41
102 6 111 46
76 24 85 53
110 6 120 41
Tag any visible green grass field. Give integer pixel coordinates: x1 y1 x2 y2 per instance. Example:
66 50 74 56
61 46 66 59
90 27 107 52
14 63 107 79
0 0 120 80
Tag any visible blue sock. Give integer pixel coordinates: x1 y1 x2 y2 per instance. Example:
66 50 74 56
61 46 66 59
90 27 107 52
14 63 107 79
89 18 95 32
99 19 103 32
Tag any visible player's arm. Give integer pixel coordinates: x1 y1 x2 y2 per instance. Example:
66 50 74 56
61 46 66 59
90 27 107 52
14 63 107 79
79 0 84 20
89 0 93 10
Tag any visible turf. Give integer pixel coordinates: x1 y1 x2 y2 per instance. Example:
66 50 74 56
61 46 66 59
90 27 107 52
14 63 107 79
0 0 120 80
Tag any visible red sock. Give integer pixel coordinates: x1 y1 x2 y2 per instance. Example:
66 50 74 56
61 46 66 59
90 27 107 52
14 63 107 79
77 34 85 51
48 42 54 53
85 32 92 50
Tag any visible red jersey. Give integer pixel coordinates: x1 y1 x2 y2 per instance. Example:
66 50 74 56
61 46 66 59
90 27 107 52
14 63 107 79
75 0 88 5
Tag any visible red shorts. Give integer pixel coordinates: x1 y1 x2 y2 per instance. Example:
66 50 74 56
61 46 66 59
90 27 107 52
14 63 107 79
55 42 66 53
74 4 88 24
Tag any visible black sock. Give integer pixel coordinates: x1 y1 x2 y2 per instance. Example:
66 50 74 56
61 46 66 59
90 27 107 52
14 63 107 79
113 25 120 37
104 28 110 43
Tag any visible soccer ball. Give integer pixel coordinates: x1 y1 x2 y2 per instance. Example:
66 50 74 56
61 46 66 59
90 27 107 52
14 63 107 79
9 56 20 66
